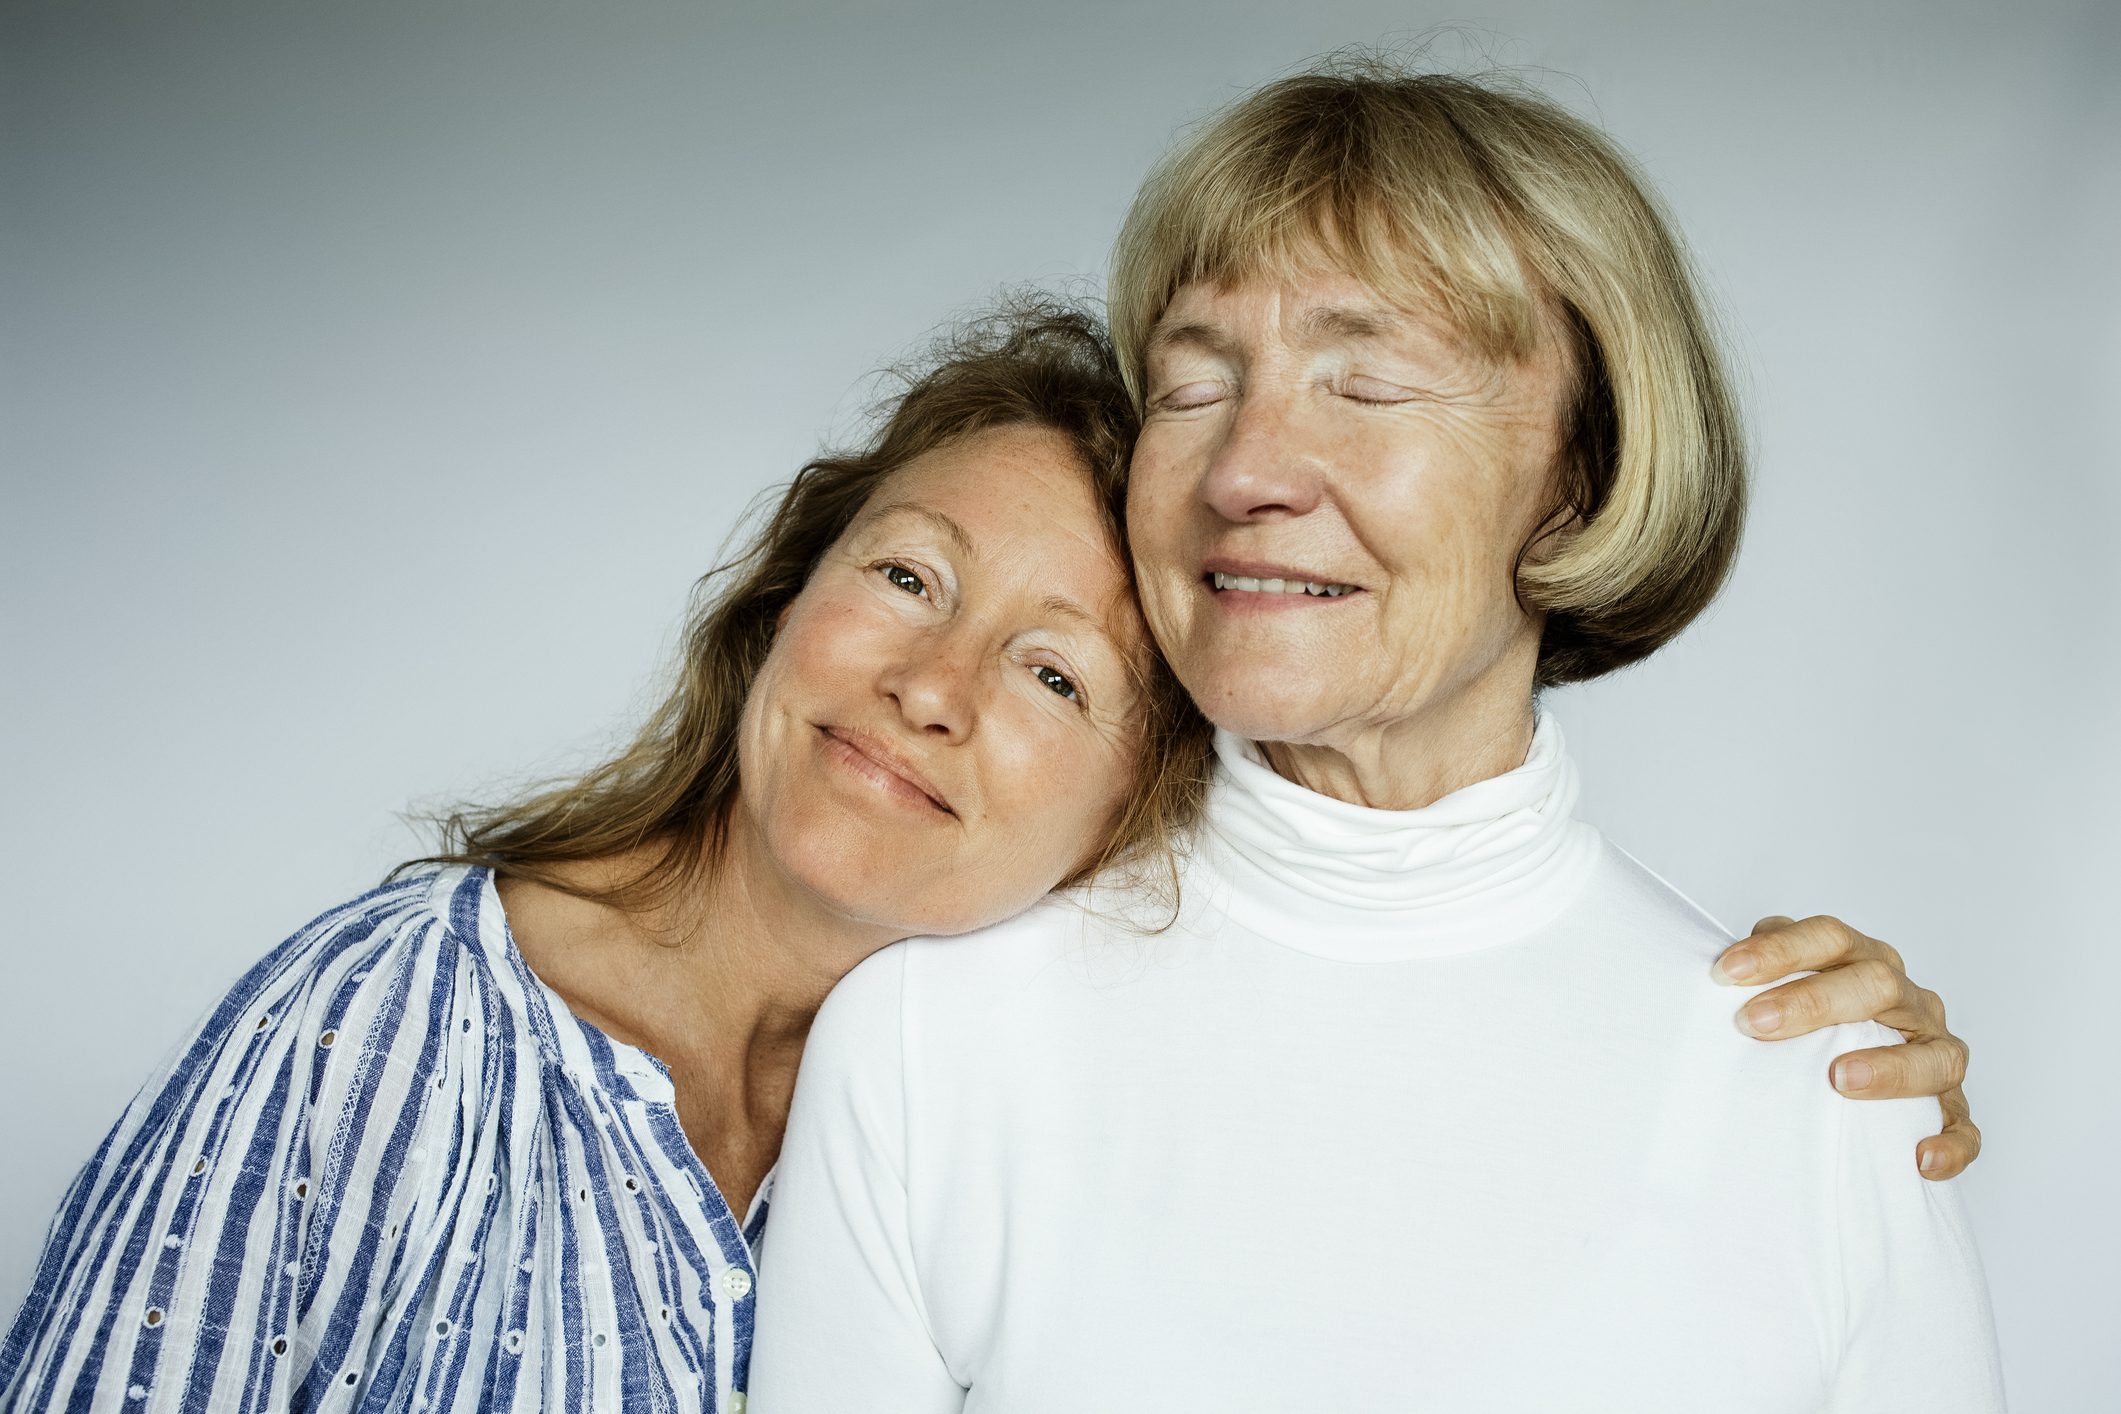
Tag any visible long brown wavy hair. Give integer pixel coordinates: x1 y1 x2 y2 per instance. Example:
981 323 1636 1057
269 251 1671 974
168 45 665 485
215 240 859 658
404 296 1213 918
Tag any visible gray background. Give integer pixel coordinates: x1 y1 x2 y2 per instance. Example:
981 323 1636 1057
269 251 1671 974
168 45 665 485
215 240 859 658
3 0 2114 1404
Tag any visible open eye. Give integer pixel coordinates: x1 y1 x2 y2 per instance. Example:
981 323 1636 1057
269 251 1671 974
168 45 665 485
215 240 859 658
880 563 928 597
1032 665 1080 702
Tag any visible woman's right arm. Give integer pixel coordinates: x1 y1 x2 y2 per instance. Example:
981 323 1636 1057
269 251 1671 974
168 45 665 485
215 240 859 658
0 880 452 1411
748 945 966 1414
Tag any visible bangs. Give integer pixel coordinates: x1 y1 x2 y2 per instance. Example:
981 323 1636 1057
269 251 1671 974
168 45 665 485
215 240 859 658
1111 82 1551 394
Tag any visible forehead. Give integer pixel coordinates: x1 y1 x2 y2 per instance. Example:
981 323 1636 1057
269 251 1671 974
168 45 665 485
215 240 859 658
857 424 1143 628
1154 270 1459 350
1152 268 1576 390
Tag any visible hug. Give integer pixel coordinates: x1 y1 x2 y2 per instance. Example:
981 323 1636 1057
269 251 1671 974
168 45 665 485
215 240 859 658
1 57 1997 1414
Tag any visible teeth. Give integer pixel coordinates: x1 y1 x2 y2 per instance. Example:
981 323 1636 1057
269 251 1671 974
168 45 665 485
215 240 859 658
1211 572 1355 597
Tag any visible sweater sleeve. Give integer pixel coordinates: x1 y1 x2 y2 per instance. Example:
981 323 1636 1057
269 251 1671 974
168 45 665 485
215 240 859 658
1825 1026 2006 1412
748 944 965 1413
0 879 462 1412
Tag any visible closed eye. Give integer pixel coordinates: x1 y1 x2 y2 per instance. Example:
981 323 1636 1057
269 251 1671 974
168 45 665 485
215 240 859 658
1152 380 1227 412
879 562 929 597
1337 376 1419 405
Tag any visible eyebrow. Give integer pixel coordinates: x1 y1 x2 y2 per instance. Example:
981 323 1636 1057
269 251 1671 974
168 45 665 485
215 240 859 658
1145 320 1241 362
859 501 1118 644
858 501 978 559
1294 303 1404 346
1147 302 1407 363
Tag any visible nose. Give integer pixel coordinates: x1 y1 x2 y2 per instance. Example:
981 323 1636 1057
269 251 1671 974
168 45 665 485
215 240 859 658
1197 390 1325 523
876 628 979 743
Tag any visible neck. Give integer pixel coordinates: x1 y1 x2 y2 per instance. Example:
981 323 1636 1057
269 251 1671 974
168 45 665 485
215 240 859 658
1257 659 1539 810
506 811 900 1141
646 808 901 1118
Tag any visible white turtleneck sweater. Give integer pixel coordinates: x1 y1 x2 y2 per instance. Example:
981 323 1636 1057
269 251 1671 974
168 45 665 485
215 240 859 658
747 717 2003 1412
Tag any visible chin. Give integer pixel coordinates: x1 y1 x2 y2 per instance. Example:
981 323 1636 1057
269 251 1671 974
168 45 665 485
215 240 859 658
1181 664 1346 745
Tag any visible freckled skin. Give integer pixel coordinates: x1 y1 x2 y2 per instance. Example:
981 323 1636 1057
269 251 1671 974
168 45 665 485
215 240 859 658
738 424 1151 937
1126 274 1575 809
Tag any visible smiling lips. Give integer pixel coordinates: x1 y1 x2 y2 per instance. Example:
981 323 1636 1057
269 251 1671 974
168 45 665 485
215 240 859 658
1203 559 1361 600
819 725 956 816
1209 571 1356 598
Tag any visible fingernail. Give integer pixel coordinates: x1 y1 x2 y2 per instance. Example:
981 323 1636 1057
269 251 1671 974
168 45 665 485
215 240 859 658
1920 1148 1944 1175
1833 1058 1873 1093
1714 950 1758 984
1737 1001 1781 1037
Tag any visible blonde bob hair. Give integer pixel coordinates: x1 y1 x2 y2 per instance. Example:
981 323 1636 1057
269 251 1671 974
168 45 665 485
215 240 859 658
1108 59 1747 686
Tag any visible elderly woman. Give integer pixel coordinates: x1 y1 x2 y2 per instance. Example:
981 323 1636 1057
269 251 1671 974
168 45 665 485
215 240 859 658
746 66 2004 1410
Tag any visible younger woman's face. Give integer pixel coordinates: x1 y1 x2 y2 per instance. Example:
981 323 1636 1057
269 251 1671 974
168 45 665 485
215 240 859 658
737 423 1151 938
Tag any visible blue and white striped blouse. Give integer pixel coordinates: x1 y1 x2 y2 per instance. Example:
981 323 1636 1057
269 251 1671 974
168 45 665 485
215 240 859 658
0 865 768 1413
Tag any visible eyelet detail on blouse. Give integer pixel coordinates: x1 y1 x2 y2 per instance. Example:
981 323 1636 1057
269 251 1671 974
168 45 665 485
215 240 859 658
622 1175 640 1194
318 1029 337 1049
270 1336 289 1357
143 1307 164 1328
342 1370 359 1388
504 1329 525 1355
294 1180 309 1200
434 1318 452 1338
190 1158 208 1177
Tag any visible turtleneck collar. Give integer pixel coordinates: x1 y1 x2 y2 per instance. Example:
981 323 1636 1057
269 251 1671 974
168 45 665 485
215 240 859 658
1194 711 1600 960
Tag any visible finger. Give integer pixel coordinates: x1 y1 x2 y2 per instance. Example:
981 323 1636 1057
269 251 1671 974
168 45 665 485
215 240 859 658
1712 917 1794 984
1714 914 1903 987
1714 918 1793 984
1826 1035 1970 1099
1917 1090 1980 1179
1732 958 1915 1039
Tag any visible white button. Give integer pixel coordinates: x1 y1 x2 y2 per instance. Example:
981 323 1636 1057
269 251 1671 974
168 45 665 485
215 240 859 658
719 1268 753 1300
730 1392 748 1414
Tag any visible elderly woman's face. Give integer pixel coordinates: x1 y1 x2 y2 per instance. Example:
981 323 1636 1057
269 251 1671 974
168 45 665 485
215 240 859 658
1127 272 1573 754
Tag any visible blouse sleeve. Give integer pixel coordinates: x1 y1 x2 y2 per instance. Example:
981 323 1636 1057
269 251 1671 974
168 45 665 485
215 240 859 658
1826 1026 2007 1411
747 945 965 1413
0 878 464 1412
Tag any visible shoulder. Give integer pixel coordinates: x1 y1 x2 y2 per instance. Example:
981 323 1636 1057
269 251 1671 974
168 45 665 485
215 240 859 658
1583 833 1740 961
115 863 548 1160
1575 834 1908 1108
810 894 1094 1036
895 890 1143 1011
225 865 507 1062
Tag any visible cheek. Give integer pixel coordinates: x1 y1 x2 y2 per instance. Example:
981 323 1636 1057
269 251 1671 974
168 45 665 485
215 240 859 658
1357 431 1535 589
777 582 892 681
979 711 1137 872
1125 435 1199 554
